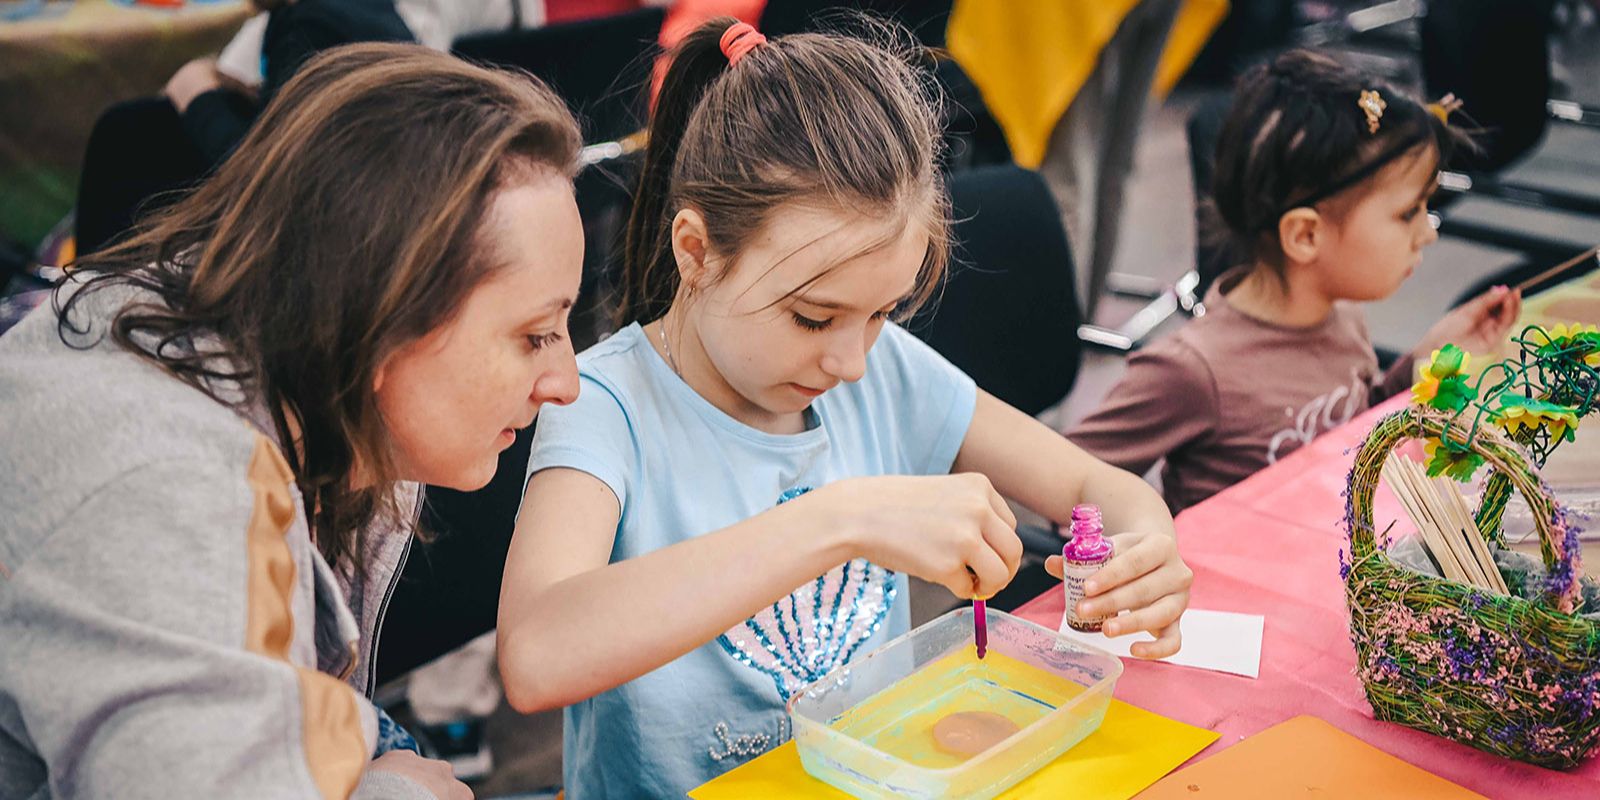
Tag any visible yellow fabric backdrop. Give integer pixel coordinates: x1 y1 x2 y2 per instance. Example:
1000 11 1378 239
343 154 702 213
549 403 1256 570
947 0 1229 168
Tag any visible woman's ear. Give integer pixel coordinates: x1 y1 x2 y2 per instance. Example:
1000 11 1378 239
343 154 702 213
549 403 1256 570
671 208 712 289
1276 207 1324 266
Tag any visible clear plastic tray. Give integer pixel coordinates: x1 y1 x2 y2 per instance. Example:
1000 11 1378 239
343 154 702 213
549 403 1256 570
787 607 1122 799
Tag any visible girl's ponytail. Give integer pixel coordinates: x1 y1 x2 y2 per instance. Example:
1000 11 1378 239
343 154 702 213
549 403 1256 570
620 17 744 327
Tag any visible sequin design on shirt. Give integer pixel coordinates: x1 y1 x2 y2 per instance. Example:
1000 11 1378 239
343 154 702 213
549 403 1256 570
716 485 898 700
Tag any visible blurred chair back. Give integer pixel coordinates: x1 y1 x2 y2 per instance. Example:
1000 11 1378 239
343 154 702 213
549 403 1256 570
910 165 1082 416
452 7 665 144
1422 0 1555 173
936 57 1012 172
1185 90 1235 300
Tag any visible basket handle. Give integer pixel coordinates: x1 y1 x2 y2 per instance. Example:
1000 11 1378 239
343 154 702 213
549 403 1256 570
1347 406 1580 612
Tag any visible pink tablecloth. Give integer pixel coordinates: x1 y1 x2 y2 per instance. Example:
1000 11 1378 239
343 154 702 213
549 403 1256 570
1016 396 1600 798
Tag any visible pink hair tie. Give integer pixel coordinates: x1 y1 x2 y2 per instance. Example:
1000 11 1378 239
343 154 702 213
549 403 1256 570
719 22 766 67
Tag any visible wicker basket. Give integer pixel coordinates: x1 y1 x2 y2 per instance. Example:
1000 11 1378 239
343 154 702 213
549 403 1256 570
1344 405 1600 768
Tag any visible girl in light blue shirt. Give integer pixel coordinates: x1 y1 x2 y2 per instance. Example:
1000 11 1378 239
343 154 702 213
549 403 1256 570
499 18 1193 798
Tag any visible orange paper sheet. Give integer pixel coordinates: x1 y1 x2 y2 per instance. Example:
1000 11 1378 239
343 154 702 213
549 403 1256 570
689 698 1218 800
1139 715 1488 799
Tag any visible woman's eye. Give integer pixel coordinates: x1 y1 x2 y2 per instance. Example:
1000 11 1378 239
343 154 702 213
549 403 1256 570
527 332 562 350
871 309 892 321
792 313 831 331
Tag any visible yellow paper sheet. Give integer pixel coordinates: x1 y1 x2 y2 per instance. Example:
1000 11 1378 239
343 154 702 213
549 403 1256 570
688 698 1218 800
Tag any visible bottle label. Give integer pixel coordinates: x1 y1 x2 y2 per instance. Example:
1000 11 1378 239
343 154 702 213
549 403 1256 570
1064 555 1111 632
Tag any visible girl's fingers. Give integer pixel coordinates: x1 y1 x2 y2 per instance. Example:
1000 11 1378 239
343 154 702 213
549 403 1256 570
1486 290 1514 322
966 535 1011 599
1488 287 1520 325
1100 593 1187 638
1076 564 1175 619
1044 554 1063 580
938 565 978 598
982 510 1024 579
986 485 1018 530
1478 285 1510 308
1130 623 1182 659
1081 533 1166 597
1501 290 1523 325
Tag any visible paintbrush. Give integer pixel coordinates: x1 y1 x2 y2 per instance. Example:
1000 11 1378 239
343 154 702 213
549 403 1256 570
1514 245 1600 292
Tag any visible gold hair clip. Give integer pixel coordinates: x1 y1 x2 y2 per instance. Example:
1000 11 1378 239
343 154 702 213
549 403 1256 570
1427 92 1464 125
1358 89 1386 134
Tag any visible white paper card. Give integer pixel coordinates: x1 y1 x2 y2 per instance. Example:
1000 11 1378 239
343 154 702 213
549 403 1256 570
1057 608 1265 679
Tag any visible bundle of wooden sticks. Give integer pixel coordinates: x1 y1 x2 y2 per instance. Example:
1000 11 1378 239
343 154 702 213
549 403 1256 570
1382 454 1509 594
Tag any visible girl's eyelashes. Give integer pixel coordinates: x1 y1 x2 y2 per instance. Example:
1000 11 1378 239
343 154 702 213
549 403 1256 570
792 313 832 331
792 309 895 332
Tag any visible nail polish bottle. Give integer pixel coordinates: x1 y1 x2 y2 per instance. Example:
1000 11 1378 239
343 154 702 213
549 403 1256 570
1063 504 1114 632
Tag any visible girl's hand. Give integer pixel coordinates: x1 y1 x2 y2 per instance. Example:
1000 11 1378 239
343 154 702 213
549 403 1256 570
164 57 224 114
1414 285 1522 359
1046 530 1192 658
811 473 1023 599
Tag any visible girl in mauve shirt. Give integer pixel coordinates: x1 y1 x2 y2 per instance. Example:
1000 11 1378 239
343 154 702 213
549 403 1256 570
1070 49 1520 513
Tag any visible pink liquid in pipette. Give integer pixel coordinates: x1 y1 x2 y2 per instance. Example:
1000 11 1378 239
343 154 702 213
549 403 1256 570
974 599 988 659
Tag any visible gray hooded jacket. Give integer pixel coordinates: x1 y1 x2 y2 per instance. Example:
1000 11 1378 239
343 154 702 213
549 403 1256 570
1 284 431 799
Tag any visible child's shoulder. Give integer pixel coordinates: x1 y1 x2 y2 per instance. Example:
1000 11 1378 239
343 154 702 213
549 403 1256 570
577 323 649 369
541 324 661 425
1136 293 1375 399
1176 288 1367 357
574 324 660 391
1128 325 1220 396
1145 314 1229 368
1124 308 1292 400
855 322 972 396
811 322 973 426
866 321 932 368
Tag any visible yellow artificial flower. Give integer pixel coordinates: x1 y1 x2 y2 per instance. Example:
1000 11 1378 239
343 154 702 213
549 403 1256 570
1529 323 1600 368
1411 344 1474 410
1411 369 1438 405
1495 394 1581 443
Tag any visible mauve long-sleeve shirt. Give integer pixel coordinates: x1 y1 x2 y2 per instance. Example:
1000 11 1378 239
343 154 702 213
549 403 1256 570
1069 269 1414 513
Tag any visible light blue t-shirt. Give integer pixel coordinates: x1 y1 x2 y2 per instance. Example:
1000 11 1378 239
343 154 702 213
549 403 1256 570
526 321 977 799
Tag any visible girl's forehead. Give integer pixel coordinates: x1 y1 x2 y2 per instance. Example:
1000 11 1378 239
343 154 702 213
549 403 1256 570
736 204 926 303
1349 143 1438 208
1384 144 1440 188
749 203 902 257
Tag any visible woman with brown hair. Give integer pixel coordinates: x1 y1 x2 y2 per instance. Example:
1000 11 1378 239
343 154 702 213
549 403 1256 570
0 43 582 799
